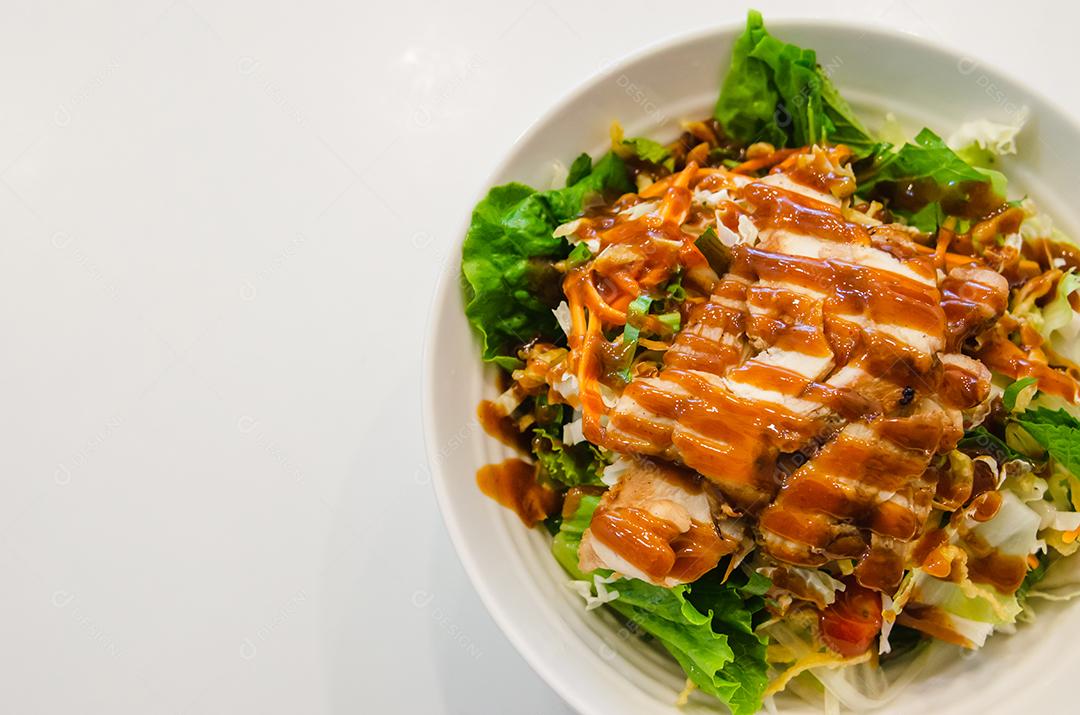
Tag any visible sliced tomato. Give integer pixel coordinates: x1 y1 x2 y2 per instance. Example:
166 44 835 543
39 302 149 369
818 579 883 657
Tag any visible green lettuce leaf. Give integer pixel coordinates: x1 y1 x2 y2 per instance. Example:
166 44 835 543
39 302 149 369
857 128 1003 230
714 10 876 156
904 202 945 233
533 424 606 488
552 494 768 715
1017 407 1080 476
958 426 1030 464
461 152 633 369
565 152 592 186
859 129 988 194
620 136 675 170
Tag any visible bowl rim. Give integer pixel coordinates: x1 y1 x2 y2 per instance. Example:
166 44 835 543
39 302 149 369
421 16 1080 714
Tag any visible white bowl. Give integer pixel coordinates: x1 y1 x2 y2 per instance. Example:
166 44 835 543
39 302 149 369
423 19 1080 715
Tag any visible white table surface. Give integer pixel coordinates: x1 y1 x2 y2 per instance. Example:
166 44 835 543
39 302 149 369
1 1 1077 713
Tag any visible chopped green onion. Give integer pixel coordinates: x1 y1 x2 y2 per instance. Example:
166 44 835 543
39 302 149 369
566 242 593 268
665 272 686 301
1003 376 1038 412
618 295 653 383
694 226 733 275
658 312 681 333
621 294 653 346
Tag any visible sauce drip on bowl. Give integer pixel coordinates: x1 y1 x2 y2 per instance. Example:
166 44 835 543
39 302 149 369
476 459 558 527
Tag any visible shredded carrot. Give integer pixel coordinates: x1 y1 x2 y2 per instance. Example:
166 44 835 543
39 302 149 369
681 119 719 146
685 142 710 166
640 175 677 199
944 252 979 269
693 167 733 176
608 271 640 297
672 161 698 190
658 161 698 225
563 275 589 351
934 225 953 270
639 264 672 287
582 274 630 325
731 147 800 174
577 310 607 444
898 234 982 268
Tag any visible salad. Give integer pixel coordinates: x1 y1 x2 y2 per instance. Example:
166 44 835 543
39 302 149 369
460 11 1080 714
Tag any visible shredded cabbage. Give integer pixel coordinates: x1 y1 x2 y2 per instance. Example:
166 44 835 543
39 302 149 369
1040 272 1080 363
947 118 1023 163
757 565 846 608
1028 551 1080 601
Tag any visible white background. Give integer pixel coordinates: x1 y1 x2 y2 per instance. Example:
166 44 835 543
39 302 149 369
1 1 1077 713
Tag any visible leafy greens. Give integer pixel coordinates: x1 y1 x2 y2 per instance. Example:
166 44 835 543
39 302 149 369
552 494 768 715
857 128 1002 231
958 426 1031 464
619 135 675 171
714 10 877 157
1017 407 1080 477
533 424 606 488
461 152 633 369
714 12 1006 232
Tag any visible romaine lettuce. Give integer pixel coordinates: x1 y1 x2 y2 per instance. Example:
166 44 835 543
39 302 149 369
958 426 1030 464
533 424 606 488
619 135 675 171
1017 407 1080 477
552 494 768 715
857 128 1001 231
461 152 633 369
714 11 877 157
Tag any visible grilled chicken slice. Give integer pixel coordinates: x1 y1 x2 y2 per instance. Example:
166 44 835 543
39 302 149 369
758 362 991 590
941 264 1009 350
578 457 747 587
606 166 949 512
579 146 1009 594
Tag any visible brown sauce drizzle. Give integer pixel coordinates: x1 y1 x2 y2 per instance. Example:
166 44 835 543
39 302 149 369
782 146 856 197
476 459 558 527
912 528 949 568
938 362 991 409
969 461 999 502
932 460 972 511
969 490 1003 522
740 248 943 334
476 148 1049 612
897 604 977 648
588 507 679 581
854 535 906 591
940 269 1008 351
477 400 531 453
742 183 870 245
870 177 1004 221
588 506 728 583
976 333 1080 401
1024 237 1080 272
966 550 1027 594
